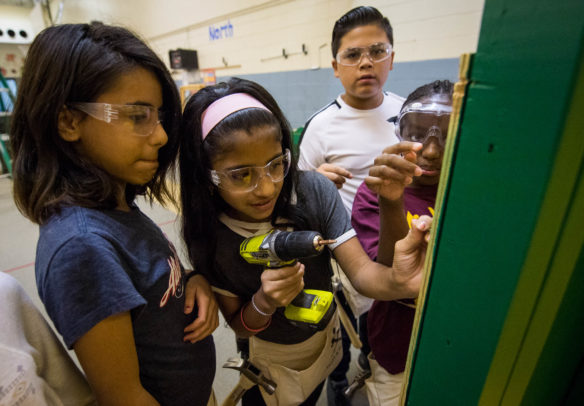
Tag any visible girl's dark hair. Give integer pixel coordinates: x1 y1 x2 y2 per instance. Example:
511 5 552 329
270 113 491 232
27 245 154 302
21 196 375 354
332 6 393 57
401 80 455 112
179 77 297 271
11 22 181 224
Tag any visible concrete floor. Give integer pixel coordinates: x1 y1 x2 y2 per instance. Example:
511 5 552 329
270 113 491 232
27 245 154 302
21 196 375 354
0 176 368 406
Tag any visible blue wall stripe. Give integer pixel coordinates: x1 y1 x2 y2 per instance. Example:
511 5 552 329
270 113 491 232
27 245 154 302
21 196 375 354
218 57 460 128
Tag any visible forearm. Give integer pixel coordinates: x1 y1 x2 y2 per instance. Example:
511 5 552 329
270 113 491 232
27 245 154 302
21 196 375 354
92 385 159 406
349 261 417 301
223 292 274 338
73 313 160 406
376 196 409 265
335 238 418 301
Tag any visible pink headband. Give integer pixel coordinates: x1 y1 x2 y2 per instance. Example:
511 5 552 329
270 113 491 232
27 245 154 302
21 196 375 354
201 93 271 140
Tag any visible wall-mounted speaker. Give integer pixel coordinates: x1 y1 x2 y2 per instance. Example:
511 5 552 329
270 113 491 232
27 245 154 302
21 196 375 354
169 49 199 70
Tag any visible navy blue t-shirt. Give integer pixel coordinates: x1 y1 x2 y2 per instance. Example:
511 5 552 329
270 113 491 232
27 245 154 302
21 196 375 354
36 206 215 406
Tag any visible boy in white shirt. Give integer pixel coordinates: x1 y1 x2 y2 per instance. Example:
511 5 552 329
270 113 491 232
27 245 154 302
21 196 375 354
298 6 403 212
298 6 403 405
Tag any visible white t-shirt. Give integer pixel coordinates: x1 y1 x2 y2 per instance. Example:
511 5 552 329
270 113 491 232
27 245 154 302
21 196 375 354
298 92 404 214
0 272 96 406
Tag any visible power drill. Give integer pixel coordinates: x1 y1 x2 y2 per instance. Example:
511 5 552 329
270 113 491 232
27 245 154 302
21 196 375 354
240 230 337 330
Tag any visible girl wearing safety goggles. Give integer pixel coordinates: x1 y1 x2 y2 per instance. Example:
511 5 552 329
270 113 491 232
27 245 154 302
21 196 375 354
11 22 217 406
352 80 454 406
179 78 433 406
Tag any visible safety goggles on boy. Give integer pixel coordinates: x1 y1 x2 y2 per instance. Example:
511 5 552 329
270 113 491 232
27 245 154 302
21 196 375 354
210 149 291 193
396 101 453 147
336 43 392 66
68 102 164 136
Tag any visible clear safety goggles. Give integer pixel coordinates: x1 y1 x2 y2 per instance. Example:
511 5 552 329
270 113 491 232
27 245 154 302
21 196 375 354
68 102 164 136
336 43 392 66
395 101 452 146
210 149 291 193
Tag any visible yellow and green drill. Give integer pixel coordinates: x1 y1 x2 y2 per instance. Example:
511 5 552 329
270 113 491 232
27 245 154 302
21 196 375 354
239 230 336 330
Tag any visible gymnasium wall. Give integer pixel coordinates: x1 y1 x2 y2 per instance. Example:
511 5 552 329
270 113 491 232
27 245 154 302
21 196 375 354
219 57 460 128
0 0 483 126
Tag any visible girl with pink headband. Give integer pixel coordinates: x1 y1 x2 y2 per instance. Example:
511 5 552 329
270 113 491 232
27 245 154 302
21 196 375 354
179 77 432 406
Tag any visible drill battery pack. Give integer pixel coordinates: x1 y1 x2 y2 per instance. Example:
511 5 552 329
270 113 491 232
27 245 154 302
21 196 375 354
285 289 336 331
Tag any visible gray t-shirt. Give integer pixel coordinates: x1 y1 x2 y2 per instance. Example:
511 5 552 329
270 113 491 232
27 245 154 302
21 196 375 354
205 171 356 344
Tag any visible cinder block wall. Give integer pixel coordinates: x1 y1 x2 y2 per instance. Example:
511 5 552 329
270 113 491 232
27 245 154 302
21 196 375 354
219 58 460 128
52 0 484 74
2 0 482 126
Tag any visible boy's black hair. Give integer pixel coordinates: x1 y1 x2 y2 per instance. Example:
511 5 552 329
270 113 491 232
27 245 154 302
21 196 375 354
331 6 394 57
179 77 298 272
11 22 181 224
401 80 455 113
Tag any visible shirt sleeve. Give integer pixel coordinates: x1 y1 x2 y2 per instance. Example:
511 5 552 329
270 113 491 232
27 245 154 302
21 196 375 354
39 233 146 349
298 122 325 171
351 182 380 261
303 171 354 242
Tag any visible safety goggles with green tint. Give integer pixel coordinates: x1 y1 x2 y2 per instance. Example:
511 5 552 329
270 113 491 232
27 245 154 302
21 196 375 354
68 102 164 136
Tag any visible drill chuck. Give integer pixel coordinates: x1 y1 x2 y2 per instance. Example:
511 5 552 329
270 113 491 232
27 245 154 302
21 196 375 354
271 230 325 262
240 230 334 268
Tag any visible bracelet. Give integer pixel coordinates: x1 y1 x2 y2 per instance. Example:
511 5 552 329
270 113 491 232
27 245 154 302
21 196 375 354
240 303 272 333
251 293 275 316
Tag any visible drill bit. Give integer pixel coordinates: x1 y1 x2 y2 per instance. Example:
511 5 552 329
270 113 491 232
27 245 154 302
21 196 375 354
317 239 336 246
313 235 336 252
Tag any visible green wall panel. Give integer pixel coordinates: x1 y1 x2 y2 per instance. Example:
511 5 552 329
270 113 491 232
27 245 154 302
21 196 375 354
406 0 584 404
522 237 584 405
498 43 584 405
